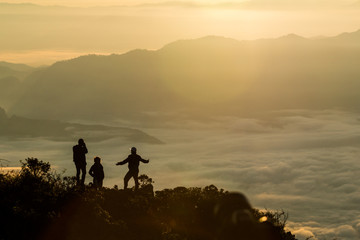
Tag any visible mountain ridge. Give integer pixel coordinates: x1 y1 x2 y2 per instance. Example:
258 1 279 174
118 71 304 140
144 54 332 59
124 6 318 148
0 61 34 72
0 107 162 143
6 29 360 123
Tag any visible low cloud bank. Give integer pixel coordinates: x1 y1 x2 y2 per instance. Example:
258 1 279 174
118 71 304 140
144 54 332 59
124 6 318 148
1 109 360 240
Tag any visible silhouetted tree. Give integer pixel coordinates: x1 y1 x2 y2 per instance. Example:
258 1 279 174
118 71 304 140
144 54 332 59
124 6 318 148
20 157 50 178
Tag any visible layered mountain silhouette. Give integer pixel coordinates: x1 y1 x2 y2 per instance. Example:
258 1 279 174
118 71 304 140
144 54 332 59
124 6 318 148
5 30 360 123
0 62 37 109
0 61 35 80
0 107 162 143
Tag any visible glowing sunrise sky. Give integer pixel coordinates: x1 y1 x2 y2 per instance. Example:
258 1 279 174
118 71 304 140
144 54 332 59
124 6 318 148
1 0 360 65
1 0 357 8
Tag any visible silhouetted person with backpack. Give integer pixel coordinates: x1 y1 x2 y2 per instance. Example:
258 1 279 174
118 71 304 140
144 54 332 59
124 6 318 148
116 147 149 190
73 138 88 185
89 156 104 188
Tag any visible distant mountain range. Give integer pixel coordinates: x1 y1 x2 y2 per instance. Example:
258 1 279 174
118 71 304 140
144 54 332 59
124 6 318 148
0 61 34 72
0 62 37 109
0 107 162 143
3 30 360 123
0 61 35 79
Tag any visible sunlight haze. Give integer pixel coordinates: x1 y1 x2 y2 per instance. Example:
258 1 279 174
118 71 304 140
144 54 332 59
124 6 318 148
1 0 360 65
1 1 360 240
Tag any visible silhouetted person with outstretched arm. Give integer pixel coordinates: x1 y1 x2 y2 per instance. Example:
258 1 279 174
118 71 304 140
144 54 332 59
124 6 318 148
89 156 104 188
116 147 149 190
73 138 88 185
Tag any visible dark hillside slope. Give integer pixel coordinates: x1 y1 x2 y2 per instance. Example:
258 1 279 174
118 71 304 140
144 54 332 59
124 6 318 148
0 158 296 240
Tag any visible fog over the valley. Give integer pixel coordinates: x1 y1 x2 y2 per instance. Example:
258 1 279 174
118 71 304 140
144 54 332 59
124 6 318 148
2 109 360 240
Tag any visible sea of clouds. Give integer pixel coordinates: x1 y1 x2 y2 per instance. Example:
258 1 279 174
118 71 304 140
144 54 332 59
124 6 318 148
1 109 360 240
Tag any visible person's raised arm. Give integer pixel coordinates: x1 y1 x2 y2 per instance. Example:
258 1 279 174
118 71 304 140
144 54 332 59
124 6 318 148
140 158 150 164
116 158 128 166
83 143 88 154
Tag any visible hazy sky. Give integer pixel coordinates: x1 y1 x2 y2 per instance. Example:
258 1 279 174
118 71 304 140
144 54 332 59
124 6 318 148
1 0 358 7
1 0 360 65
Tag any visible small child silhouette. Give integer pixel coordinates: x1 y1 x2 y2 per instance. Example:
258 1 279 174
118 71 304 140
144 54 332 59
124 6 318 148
89 156 104 188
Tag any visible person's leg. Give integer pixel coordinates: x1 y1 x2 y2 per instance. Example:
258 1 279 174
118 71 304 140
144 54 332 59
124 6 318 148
124 171 132 189
75 163 80 184
94 178 102 188
134 170 139 190
80 164 86 185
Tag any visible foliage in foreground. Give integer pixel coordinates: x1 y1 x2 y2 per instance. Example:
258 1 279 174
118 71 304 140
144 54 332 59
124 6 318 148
0 158 297 240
